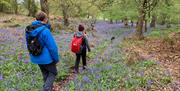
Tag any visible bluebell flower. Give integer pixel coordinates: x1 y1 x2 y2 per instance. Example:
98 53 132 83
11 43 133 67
88 67 94 74
106 66 112 70
165 70 171 76
92 67 98 72
0 56 5 61
83 76 91 84
176 88 180 91
95 74 100 79
11 88 15 91
156 61 160 65
0 74 3 80
147 80 153 86
138 71 144 77
79 82 84 90
16 72 22 78
18 53 22 61
24 60 29 64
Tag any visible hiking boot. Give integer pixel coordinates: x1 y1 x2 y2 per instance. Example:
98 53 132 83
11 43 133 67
74 69 79 74
83 66 88 70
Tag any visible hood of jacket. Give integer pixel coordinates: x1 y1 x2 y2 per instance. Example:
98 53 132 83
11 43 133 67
75 31 84 38
26 20 51 37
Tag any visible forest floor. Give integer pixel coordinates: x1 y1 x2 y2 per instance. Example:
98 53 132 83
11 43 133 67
0 14 180 91
121 27 180 88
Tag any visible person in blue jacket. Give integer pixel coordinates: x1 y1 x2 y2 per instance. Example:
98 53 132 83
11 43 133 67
25 11 59 91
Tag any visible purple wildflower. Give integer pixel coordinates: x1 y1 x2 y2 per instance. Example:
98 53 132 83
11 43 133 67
79 82 84 90
0 56 5 60
83 76 91 84
11 88 15 91
24 60 29 64
0 74 3 80
165 70 171 76
106 66 112 70
18 53 22 60
138 71 144 77
92 67 99 72
16 72 22 78
155 61 160 65
147 80 153 86
88 67 94 74
95 74 100 79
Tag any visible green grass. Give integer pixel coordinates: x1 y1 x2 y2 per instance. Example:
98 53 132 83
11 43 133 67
61 27 176 91
63 47 173 91
0 49 43 91
87 40 110 59
148 27 180 38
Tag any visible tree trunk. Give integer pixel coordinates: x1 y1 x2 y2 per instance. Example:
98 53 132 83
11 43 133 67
131 20 134 27
110 19 113 24
31 0 37 17
166 23 171 28
124 17 128 27
144 19 147 32
62 6 69 26
27 0 37 17
87 13 90 19
150 15 156 28
136 9 144 40
40 0 49 16
103 17 106 21
0 3 3 12
14 0 18 14
116 20 118 24
27 0 31 16
161 14 166 25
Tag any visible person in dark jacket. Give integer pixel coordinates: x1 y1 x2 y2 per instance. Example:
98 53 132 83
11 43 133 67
74 24 91 73
25 11 60 91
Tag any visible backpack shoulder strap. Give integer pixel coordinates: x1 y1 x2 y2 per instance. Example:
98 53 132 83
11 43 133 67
25 24 45 33
73 33 76 38
73 32 79 38
25 24 33 33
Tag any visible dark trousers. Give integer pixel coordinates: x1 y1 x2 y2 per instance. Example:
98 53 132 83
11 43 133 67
75 49 87 71
38 62 57 91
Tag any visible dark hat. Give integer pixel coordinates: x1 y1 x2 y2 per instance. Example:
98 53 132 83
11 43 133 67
78 24 84 31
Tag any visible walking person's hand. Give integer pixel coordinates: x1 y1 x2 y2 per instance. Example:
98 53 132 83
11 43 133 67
88 49 91 52
55 61 59 65
53 60 59 65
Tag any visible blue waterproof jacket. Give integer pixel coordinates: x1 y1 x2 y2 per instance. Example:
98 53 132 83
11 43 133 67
25 20 59 64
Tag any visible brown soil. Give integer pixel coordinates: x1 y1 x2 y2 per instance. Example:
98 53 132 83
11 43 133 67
52 56 102 91
53 72 76 91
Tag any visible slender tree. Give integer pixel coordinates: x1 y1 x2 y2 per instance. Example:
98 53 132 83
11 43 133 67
13 0 18 14
135 0 159 39
150 14 157 27
60 0 70 26
0 0 12 13
40 0 49 16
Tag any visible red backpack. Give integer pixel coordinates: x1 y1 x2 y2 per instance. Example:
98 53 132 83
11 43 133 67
71 35 84 53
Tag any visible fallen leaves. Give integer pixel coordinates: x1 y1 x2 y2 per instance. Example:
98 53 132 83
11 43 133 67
121 31 180 88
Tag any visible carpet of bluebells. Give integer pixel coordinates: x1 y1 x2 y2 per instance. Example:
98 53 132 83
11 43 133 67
0 22 178 91
0 22 125 91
